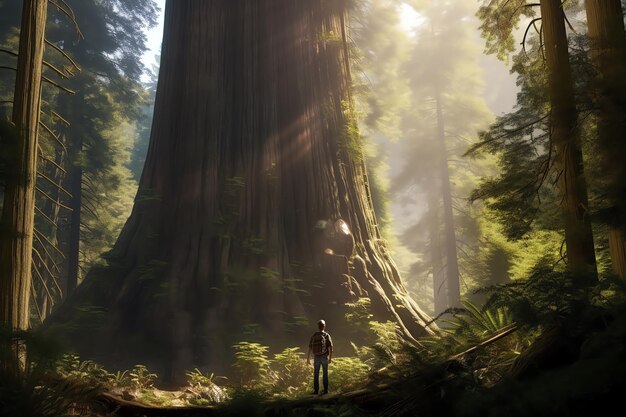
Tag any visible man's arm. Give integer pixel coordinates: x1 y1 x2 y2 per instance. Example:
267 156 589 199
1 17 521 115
307 337 312 365
328 334 333 363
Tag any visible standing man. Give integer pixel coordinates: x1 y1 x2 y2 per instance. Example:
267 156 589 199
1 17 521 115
307 319 333 395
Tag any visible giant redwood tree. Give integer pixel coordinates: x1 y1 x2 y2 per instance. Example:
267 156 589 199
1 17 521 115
51 0 432 377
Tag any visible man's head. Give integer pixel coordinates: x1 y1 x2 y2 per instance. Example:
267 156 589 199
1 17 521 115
317 319 326 330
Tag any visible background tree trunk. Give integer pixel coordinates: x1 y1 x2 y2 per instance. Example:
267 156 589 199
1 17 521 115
428 191 447 315
540 0 597 277
65 150 81 294
50 0 432 378
584 0 626 279
435 88 461 308
0 0 48 331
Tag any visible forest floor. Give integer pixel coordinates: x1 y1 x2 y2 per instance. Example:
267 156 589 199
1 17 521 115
98 386 387 417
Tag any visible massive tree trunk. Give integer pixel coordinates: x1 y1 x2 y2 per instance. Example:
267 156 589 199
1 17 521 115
540 0 597 277
584 0 626 279
435 88 461 308
50 0 432 378
0 0 48 331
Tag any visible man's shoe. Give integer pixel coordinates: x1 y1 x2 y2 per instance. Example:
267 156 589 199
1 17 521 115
311 392 318 395
320 391 328 396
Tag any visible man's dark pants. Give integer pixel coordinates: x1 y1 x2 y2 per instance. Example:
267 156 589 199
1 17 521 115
313 354 329 393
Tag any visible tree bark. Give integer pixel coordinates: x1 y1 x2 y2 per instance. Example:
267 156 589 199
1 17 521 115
435 88 461 308
0 0 48 331
540 0 597 278
50 0 433 378
584 0 626 279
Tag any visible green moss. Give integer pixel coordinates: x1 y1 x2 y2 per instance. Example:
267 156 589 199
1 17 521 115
339 102 364 162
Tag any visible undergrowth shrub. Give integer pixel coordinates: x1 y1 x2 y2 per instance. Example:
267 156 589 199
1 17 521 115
328 357 370 392
185 368 228 405
232 342 270 388
128 364 157 390
0 325 103 417
268 347 309 395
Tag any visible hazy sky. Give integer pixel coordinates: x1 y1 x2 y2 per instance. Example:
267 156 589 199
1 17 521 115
141 0 166 78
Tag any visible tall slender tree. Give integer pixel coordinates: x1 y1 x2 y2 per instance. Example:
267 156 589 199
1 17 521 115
0 0 48 331
477 0 597 278
540 0 596 277
584 0 626 278
51 0 432 377
434 87 461 308
427 191 446 315
392 0 497 314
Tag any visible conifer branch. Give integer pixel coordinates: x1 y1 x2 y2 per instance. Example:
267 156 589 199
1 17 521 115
44 39 81 72
51 110 70 126
36 186 73 212
39 121 68 152
33 228 66 259
37 171 73 198
33 232 61 265
43 60 70 79
32 246 61 278
32 263 55 303
0 47 18 58
49 0 84 39
30 287 45 324
34 206 60 229
42 74 75 94
38 152 68 174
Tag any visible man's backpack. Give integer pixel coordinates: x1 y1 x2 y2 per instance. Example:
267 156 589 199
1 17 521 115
311 331 329 356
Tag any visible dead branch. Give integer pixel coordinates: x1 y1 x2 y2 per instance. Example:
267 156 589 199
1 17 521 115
35 186 73 212
42 74 76 94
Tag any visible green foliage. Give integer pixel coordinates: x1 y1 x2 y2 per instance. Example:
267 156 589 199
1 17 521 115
344 297 373 330
232 342 270 387
55 356 157 391
0 325 103 417
128 364 157 390
79 118 140 274
465 43 555 241
268 348 310 395
185 369 228 405
328 357 371 393
56 354 113 386
137 389 171 406
482 265 625 329
443 300 513 340
0 0 159 318
228 342 372 397
218 388 267 417
477 0 538 62
108 370 131 387
362 0 506 314
338 102 365 162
